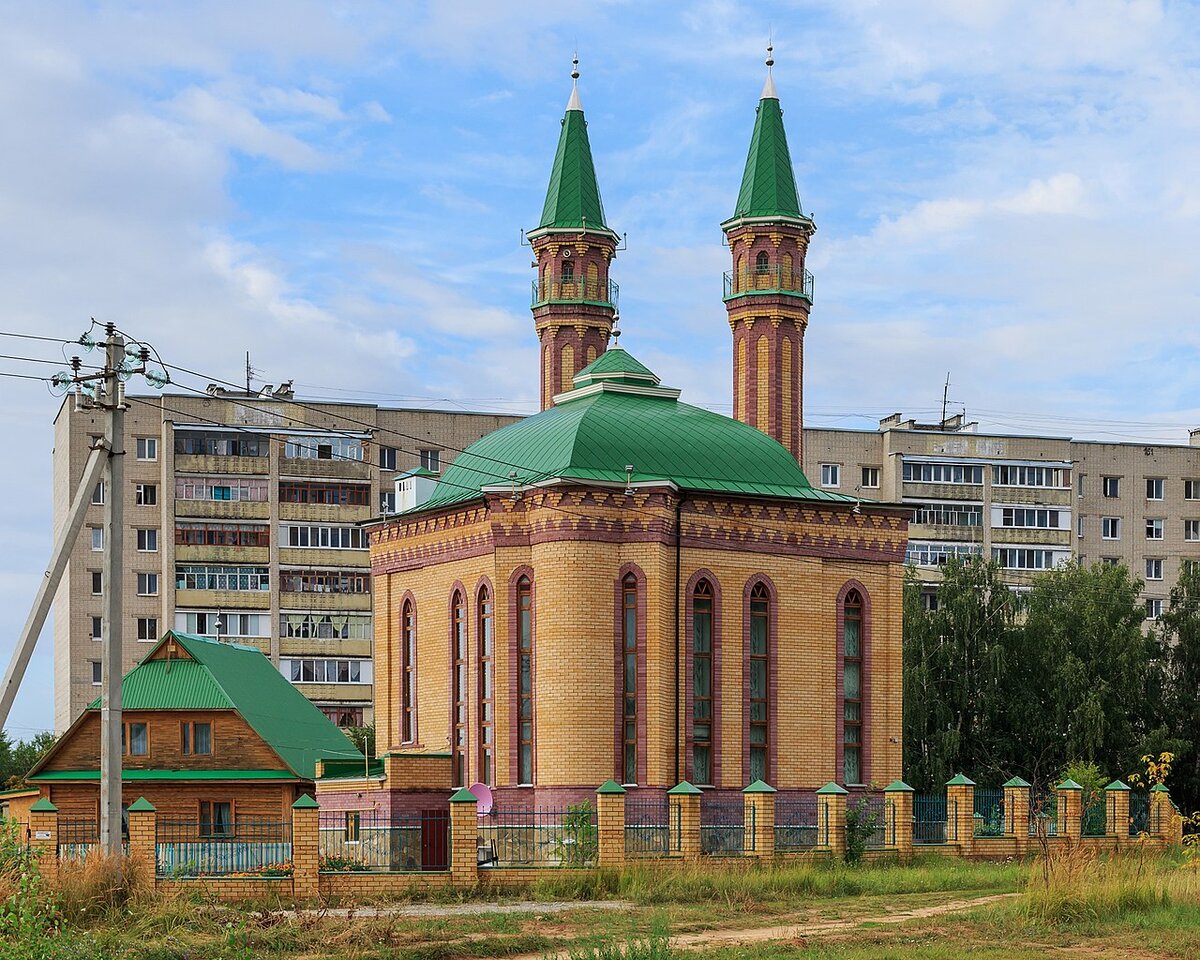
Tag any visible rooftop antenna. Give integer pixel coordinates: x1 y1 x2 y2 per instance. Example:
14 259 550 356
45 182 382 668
940 372 951 428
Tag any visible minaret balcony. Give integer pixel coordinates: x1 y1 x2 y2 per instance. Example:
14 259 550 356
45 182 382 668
531 277 619 309
723 266 814 302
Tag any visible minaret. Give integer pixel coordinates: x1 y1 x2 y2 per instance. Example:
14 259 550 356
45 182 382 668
722 45 816 463
528 57 620 410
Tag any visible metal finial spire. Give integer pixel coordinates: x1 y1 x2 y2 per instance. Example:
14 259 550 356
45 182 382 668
566 52 583 111
611 313 621 342
761 39 778 100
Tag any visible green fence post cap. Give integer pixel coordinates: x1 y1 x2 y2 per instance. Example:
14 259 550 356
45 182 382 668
1150 784 1170 793
1057 778 1083 791
743 779 777 794
883 780 914 793
30 797 57 813
667 780 702 796
292 794 320 809
127 796 156 812
1104 780 1130 792
946 773 975 787
448 787 478 803
1002 776 1031 788
815 782 849 796
596 780 627 795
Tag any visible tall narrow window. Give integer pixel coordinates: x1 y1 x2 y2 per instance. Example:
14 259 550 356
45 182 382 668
400 600 416 743
692 580 714 786
478 586 494 786
843 590 864 785
748 583 770 782
451 591 467 787
517 577 534 784
622 575 638 784
755 251 770 274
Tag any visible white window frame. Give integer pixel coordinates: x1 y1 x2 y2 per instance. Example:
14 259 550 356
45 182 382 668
1145 558 1164 581
1145 598 1163 620
136 617 159 641
90 527 104 551
1102 476 1120 498
91 481 105 505
136 572 159 597
860 466 880 489
136 528 158 552
1101 517 1120 540
420 448 442 473
1186 519 1200 542
135 483 157 506
91 571 102 595
1145 518 1164 541
820 463 841 488
1186 480 1200 501
90 661 102 685
1146 478 1164 501
91 616 102 640
135 437 158 461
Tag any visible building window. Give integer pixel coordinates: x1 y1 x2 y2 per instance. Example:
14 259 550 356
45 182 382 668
1146 478 1164 501
199 801 232 837
420 449 442 473
1078 473 1086 497
176 565 270 591
748 582 770 784
344 811 361 842
999 507 1062 529
178 611 269 638
280 569 369 594
1101 557 1120 568
279 613 371 640
692 579 714 787
136 573 159 596
178 522 271 547
478 585 494 786
451 590 467 787
91 481 105 505
91 571 102 595
135 437 158 461
993 547 1064 570
91 616 102 640
1077 515 1085 538
755 251 770 274
905 541 982 567
1186 519 1200 542
181 721 212 756
283 435 365 461
176 476 269 502
380 491 396 513
136 528 158 552
820 464 840 488
902 462 985 484
123 722 148 756
560 260 574 282
993 465 1071 488
912 503 983 526
278 480 370 506
90 661 102 685
860 467 880 489
379 446 397 471
283 658 372 683
401 600 416 744
843 590 864 786
1146 559 1164 581
1186 480 1200 501
1145 598 1163 620
135 483 157 506
1103 476 1120 498
1146 518 1164 540
1102 517 1121 540
279 524 366 549
621 574 639 785
136 617 158 641
91 527 104 551
176 430 267 458
517 576 534 785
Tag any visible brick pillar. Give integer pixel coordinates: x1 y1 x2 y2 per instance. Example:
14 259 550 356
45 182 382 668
946 774 975 857
743 780 775 858
667 781 702 860
1057 779 1082 838
28 797 58 884
291 795 320 901
884 780 913 860
126 797 156 889
596 780 626 868
1150 784 1172 839
816 783 847 859
1003 777 1031 857
449 787 479 886
1105 780 1130 840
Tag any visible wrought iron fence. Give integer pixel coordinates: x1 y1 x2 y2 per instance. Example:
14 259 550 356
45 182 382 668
318 810 449 872
57 818 98 861
848 794 888 849
1082 796 1108 837
700 795 750 856
913 794 955 844
974 788 1005 837
774 795 819 852
531 277 619 308
624 795 678 857
723 265 816 301
1028 790 1059 838
156 818 292 877
476 806 598 867
1129 793 1152 836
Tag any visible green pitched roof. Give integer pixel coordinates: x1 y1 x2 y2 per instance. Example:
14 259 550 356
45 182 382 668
83 632 360 780
572 347 658 387
729 90 804 223
536 92 609 233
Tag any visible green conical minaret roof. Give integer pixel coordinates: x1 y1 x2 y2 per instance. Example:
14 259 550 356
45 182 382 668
535 60 611 235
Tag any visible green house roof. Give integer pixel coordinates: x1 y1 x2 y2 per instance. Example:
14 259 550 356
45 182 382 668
728 82 805 224
77 632 360 780
411 350 857 514
535 83 609 234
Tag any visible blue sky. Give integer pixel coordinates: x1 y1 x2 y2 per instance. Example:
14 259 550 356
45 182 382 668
2 1 1199 735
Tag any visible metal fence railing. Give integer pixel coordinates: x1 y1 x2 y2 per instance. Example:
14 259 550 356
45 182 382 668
1028 790 1059 838
624 795 678 857
700 795 749 856
1082 796 1108 837
318 810 448 872
57 818 99 861
156 818 292 877
774 795 819 852
848 794 888 849
913 794 954 844
974 788 1005 837
476 807 597 867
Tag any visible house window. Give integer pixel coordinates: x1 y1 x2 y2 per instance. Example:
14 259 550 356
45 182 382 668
1146 478 1164 501
136 528 158 552
517 576 534 785
123 722 148 756
136 573 159 596
137 617 158 641
379 446 397 471
1103 476 1120 498
621 574 639 785
90 661 102 685
843 590 864 786
91 527 104 552
344 811 361 843
181 721 212 756
1186 519 1200 542
1186 480 1200 501
199 801 232 837
135 483 157 506
400 600 416 743
860 467 880 489
451 591 467 787
135 437 158 461
91 481 105 505
1146 559 1164 581
478 586 494 786
91 571 102 595
1102 517 1121 540
91 616 102 640
1146 518 1164 540
692 579 714 786
820 464 840 488
420 449 441 473
748 582 770 783
1145 598 1163 620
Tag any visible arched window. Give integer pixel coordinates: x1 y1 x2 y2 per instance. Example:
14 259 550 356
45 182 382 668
755 251 770 274
621 574 639 784
478 585 494 786
451 591 467 787
517 576 534 785
561 260 574 283
400 600 416 743
843 590 864 785
692 580 714 785
748 582 770 782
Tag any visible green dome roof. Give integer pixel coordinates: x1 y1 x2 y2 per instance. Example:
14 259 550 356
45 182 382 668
416 350 855 513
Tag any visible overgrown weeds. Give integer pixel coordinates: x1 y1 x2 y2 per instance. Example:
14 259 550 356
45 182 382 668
54 850 142 925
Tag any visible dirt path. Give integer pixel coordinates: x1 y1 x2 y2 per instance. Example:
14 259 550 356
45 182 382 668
284 899 632 919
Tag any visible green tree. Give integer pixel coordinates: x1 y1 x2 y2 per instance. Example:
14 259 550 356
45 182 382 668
1155 563 1200 811
0 731 58 789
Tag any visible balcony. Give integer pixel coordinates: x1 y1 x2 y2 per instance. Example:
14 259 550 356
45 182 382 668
531 276 618 308
723 266 814 302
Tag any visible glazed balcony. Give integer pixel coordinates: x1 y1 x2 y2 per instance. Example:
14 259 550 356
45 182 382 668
531 276 619 309
723 266 814 302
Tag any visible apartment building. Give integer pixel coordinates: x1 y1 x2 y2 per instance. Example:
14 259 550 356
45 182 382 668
804 414 1200 615
51 384 518 733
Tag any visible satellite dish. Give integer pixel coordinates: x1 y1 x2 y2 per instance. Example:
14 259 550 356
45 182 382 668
468 782 493 816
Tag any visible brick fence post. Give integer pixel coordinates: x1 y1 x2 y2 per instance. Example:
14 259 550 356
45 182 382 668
449 787 479 886
1105 780 1130 842
1057 779 1082 838
743 780 775 859
667 781 702 860
596 780 626 868
816 783 847 860
1150 784 1173 840
946 774 975 857
126 796 156 890
291 795 320 901
29 797 58 885
884 780 913 860
1003 777 1031 858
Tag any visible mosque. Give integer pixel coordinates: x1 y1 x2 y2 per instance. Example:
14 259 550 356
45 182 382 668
355 53 910 807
